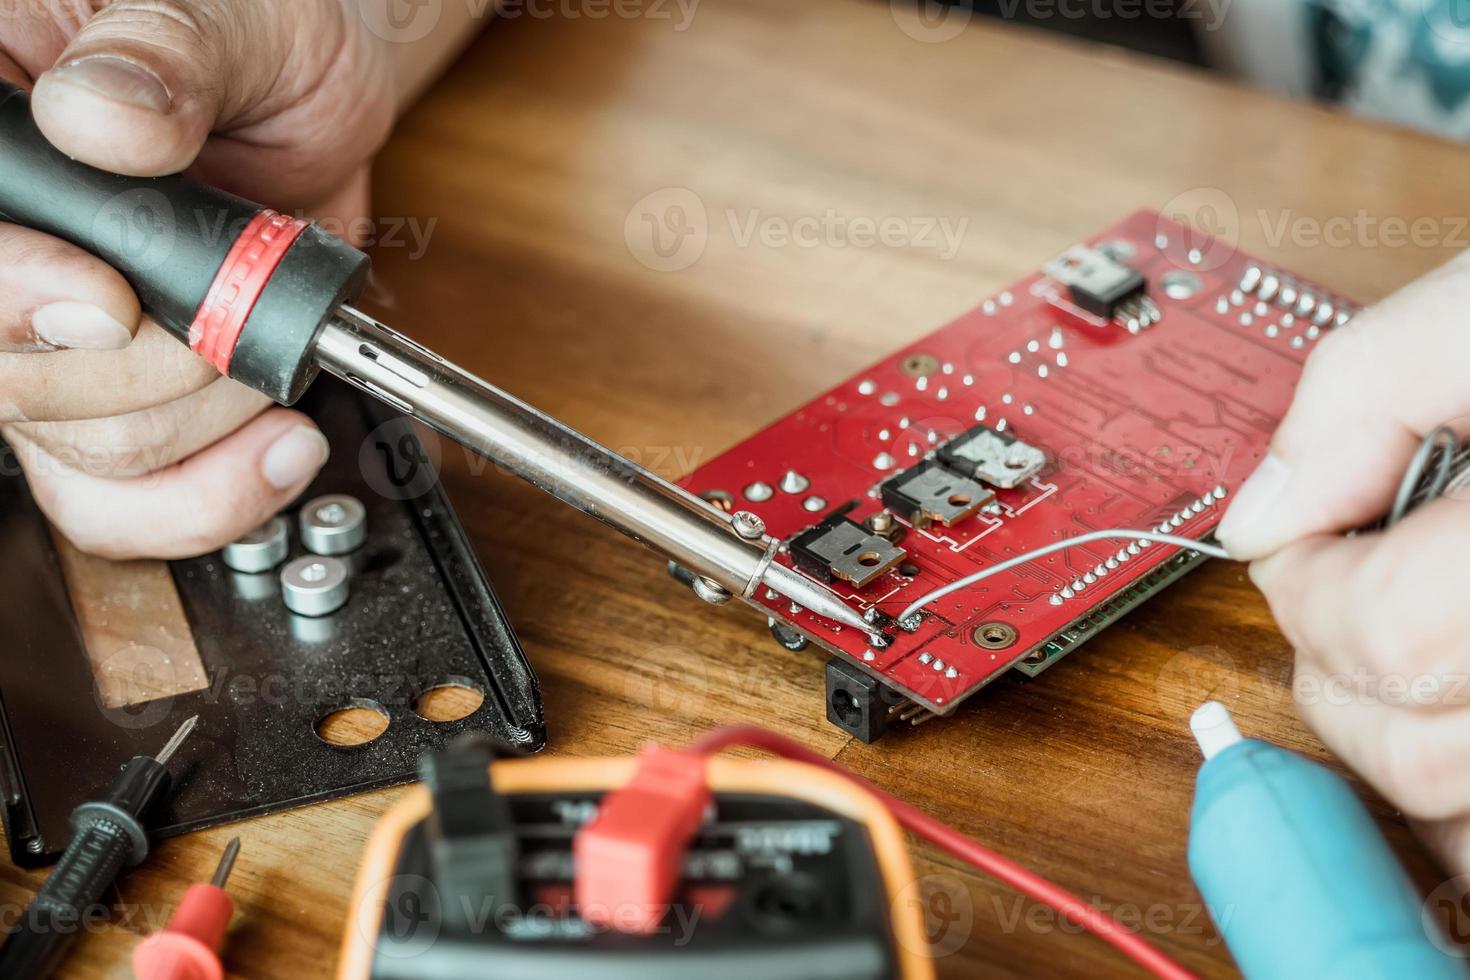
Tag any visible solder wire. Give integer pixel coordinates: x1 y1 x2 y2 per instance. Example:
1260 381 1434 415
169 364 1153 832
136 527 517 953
1387 426 1459 527
899 425 1470 625
895 529 1230 626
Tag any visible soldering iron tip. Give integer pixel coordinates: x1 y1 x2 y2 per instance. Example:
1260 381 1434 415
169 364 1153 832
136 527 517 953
154 715 200 767
212 837 242 889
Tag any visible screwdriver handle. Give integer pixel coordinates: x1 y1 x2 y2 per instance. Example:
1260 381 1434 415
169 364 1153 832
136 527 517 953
0 80 369 403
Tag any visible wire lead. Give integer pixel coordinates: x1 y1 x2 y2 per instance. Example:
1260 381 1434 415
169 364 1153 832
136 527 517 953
896 530 1230 625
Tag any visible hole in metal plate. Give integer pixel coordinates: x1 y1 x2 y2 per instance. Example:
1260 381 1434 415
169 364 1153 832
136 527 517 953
413 679 486 723
316 699 390 747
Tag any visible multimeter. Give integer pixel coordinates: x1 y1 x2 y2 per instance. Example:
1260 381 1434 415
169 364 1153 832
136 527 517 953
338 740 934 980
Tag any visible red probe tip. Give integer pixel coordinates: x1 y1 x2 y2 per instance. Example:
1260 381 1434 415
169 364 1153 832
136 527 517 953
131 840 240 980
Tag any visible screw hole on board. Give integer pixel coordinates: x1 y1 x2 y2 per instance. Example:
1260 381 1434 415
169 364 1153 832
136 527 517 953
973 622 1018 650
900 353 941 378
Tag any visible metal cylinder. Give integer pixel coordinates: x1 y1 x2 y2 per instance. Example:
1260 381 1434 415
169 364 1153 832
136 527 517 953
281 556 350 617
315 310 766 597
314 308 879 640
222 517 289 573
299 494 367 555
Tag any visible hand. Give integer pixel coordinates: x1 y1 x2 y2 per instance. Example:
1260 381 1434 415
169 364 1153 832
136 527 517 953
1218 249 1470 874
0 0 396 558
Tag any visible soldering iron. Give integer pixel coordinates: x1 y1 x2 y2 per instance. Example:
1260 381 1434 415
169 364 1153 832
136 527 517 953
0 79 880 645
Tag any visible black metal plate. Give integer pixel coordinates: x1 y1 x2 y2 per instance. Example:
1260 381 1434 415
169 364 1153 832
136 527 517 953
0 378 545 866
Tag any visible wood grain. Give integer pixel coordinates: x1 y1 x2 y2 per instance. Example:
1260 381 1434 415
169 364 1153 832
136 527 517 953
7 2 1470 976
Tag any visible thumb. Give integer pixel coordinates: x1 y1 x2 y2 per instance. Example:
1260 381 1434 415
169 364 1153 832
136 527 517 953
28 0 259 177
1217 251 1470 560
27 0 391 192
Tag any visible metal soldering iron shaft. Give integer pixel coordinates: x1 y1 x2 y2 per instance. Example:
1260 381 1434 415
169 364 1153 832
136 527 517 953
313 308 879 641
763 563 883 641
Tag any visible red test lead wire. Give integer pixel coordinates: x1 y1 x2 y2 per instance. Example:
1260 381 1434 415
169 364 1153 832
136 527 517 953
132 838 242 980
688 726 1197 980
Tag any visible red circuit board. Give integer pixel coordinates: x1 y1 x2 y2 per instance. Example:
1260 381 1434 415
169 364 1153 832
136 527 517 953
680 211 1354 716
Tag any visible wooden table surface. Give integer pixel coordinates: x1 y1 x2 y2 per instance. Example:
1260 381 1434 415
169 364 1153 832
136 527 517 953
9 1 1470 976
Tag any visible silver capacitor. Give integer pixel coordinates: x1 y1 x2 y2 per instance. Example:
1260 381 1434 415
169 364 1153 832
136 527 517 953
299 494 367 555
281 556 350 617
222 517 289 573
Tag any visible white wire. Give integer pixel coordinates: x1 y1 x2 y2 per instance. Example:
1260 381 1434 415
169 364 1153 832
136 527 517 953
895 529 1232 625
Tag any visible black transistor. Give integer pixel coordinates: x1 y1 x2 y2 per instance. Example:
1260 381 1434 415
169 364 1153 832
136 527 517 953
880 460 995 529
790 515 907 589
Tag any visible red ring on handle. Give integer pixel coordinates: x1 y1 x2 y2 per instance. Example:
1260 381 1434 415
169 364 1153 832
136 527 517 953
188 210 309 374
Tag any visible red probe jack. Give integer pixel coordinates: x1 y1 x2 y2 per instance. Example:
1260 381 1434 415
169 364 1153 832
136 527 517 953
132 838 241 980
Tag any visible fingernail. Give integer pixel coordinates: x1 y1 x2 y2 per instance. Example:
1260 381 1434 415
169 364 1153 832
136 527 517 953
50 56 172 113
31 302 133 350
1217 453 1292 559
261 426 330 490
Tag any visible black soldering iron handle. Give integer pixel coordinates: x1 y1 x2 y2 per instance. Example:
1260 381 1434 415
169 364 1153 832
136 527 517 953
0 79 369 403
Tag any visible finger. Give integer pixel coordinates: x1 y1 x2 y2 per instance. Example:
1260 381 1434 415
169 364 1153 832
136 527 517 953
1252 496 1470 687
0 49 28 87
0 318 217 423
10 376 269 479
1410 816 1470 879
7 408 330 560
1219 252 1470 559
308 168 375 245
1296 659 1470 822
0 222 141 352
29 0 393 205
